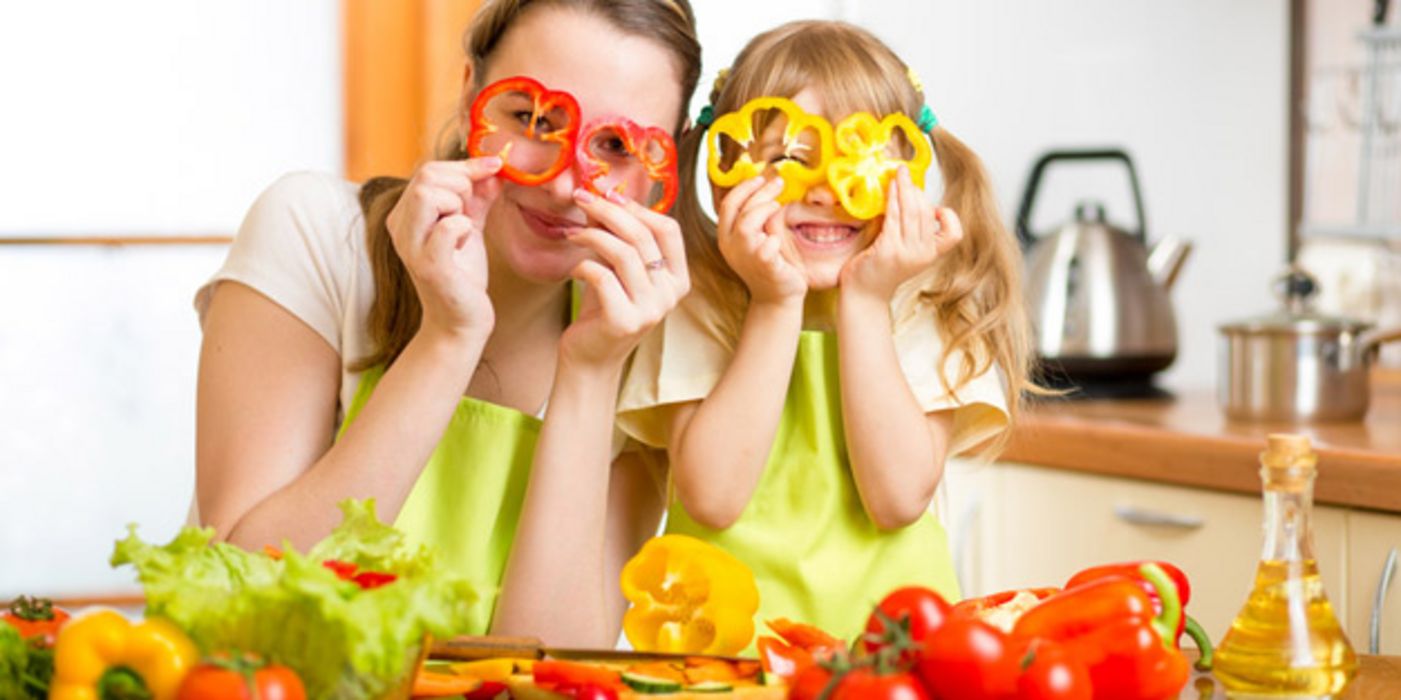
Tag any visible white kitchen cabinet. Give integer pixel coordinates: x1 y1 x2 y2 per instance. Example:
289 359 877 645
1347 510 1401 655
972 462 1349 645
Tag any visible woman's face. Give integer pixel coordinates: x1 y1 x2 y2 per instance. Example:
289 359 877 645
465 6 684 285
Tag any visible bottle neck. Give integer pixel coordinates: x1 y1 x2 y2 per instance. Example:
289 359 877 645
1260 474 1317 562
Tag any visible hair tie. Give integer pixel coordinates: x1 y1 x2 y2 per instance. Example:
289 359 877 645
917 104 939 133
696 105 715 130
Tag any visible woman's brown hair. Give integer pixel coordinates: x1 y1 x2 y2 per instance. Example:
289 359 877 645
673 20 1038 449
355 0 701 371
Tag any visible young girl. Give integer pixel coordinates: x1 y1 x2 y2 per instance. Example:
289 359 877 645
194 0 700 646
618 20 1035 642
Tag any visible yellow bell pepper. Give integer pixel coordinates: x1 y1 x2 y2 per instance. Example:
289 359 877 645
706 96 833 204
827 111 932 220
50 609 199 700
620 534 760 656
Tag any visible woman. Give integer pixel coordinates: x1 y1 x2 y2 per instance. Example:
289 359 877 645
193 0 701 646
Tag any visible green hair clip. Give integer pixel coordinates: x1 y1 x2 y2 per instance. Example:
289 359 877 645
696 104 715 129
917 104 939 133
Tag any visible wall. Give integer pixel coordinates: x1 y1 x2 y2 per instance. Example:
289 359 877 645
0 1 341 596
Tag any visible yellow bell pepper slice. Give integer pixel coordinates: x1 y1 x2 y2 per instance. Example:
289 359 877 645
827 111 932 220
50 609 199 700
706 97 834 204
620 534 760 656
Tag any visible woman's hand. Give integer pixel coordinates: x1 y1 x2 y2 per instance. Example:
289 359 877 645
385 157 504 343
560 188 691 369
840 166 963 301
716 176 807 305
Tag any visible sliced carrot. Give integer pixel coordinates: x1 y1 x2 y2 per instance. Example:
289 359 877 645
683 660 741 685
412 669 483 697
625 660 688 684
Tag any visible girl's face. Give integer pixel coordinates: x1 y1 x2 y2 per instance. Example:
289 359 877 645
752 89 881 291
464 6 683 285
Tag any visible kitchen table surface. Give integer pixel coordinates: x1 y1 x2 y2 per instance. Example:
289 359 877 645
1004 369 1401 512
1183 654 1401 698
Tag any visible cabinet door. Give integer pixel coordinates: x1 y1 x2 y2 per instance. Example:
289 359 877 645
1347 510 1401 654
979 463 1349 643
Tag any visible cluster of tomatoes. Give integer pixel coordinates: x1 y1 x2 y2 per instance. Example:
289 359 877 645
762 587 1089 700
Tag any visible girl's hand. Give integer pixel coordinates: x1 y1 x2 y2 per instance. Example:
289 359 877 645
385 157 504 343
561 188 691 369
840 166 963 300
716 176 807 305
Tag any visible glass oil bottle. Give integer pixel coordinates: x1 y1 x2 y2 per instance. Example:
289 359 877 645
1213 434 1357 698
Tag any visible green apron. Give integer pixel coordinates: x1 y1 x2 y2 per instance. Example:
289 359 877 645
665 331 961 645
338 366 541 634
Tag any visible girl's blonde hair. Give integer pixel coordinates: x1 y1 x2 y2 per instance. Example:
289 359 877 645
355 0 701 371
674 20 1037 448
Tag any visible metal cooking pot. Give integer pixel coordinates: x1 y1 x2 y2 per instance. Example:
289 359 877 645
1218 268 1401 422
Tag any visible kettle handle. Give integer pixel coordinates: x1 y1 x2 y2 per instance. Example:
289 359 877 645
1015 149 1148 248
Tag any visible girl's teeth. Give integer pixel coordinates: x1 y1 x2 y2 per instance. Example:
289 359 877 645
799 225 856 243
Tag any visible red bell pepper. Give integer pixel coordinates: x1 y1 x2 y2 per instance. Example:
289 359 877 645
1011 563 1190 700
532 660 625 693
766 618 845 661
575 116 679 213
467 75 581 186
1064 561 1212 669
756 635 814 681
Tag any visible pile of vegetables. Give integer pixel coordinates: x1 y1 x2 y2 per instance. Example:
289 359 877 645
757 561 1212 700
0 499 478 700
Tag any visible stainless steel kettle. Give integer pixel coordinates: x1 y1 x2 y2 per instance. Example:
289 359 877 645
1016 149 1191 384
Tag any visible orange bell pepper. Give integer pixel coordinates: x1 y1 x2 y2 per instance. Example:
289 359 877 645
619 535 760 656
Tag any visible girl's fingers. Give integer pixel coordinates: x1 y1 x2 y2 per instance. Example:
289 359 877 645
735 200 784 244
883 171 904 244
897 167 922 246
933 206 965 255
573 189 664 275
567 226 654 302
715 176 768 235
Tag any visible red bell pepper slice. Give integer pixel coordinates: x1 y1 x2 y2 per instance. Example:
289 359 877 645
467 75 581 186
765 618 844 660
575 116 679 213
756 635 814 681
952 587 1059 620
532 660 625 693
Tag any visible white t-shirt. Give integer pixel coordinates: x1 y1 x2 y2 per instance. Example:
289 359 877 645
195 171 374 424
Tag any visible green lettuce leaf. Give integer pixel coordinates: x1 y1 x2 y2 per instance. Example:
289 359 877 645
111 499 476 700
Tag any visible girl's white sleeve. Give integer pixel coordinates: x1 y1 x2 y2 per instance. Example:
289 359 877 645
895 310 1011 457
616 294 734 448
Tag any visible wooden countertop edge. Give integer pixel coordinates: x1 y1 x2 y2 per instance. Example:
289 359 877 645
1003 415 1401 513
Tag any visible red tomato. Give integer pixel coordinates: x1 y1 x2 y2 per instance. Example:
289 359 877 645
322 559 358 580
864 587 953 657
351 571 398 589
917 618 1018 700
177 656 306 700
2 596 70 647
1017 641 1092 700
563 683 619 700
832 668 931 700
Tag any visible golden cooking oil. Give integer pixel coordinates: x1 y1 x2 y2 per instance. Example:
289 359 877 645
1213 434 1357 698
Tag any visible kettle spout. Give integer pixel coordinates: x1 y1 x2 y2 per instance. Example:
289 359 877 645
1147 235 1192 290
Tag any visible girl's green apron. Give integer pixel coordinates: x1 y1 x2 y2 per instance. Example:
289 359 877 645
666 331 961 644
338 367 540 634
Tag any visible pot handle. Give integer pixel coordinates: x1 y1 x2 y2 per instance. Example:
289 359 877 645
1015 148 1147 248
1359 326 1401 356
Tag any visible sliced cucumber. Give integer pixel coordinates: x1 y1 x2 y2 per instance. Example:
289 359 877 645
621 671 684 694
684 681 734 693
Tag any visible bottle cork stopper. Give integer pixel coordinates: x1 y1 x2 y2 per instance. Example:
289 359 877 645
1261 432 1317 476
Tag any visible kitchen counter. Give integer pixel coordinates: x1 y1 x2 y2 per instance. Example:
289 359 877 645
1003 369 1401 512
1184 654 1401 699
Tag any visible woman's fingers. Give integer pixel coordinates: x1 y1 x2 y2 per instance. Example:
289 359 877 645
573 189 664 274
567 226 657 305
570 259 631 323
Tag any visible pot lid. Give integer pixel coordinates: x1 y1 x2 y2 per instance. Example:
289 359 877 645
1218 268 1374 335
